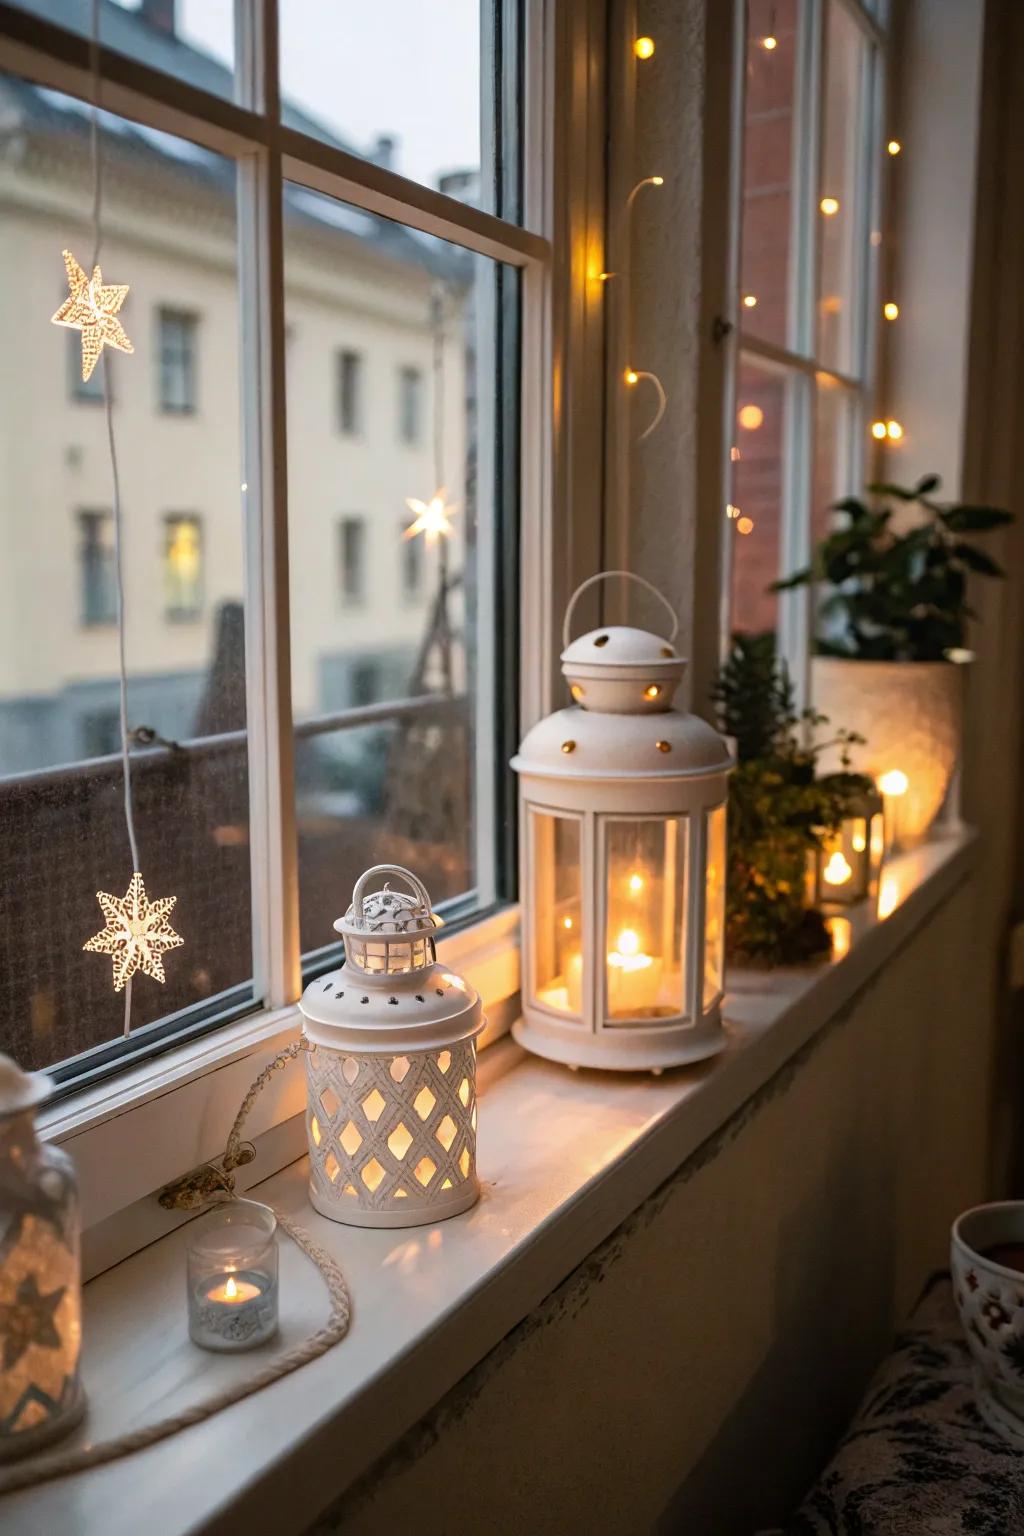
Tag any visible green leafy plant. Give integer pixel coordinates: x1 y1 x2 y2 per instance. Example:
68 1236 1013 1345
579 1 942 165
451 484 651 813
712 634 873 967
774 474 1013 661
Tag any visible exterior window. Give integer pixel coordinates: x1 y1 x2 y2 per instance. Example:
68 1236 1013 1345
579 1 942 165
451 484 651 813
68 331 105 403
398 365 423 444
158 307 198 413
350 660 381 708
337 349 363 434
400 517 423 601
78 511 117 626
163 514 204 620
338 516 367 604
728 0 883 703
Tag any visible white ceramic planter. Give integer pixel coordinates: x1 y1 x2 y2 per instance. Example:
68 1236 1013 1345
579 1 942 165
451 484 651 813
952 1202 1024 1444
812 656 965 843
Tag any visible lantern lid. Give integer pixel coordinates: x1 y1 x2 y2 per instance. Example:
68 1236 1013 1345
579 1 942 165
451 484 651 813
299 865 484 1053
0 1054 50 1118
512 702 733 780
560 571 687 713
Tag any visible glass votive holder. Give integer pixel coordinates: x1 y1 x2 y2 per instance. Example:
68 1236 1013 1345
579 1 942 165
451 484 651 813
187 1199 279 1353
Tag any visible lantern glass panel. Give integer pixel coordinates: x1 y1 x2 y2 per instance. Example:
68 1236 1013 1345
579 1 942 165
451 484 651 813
530 809 583 1016
603 818 686 1023
704 804 727 1005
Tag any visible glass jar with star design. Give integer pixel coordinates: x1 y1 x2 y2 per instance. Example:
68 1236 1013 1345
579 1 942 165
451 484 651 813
0 1055 85 1461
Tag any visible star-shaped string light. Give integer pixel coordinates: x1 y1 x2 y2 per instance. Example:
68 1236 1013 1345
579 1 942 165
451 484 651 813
84 872 183 992
0 1275 65 1370
51 248 134 382
404 489 457 546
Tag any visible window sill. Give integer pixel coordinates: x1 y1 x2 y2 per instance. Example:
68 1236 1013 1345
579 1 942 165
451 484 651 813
11 831 975 1536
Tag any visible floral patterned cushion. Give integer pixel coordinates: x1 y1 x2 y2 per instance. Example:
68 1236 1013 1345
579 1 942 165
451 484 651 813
785 1276 1024 1534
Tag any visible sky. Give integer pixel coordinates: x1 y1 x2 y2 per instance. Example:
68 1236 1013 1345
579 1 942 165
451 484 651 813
177 0 481 191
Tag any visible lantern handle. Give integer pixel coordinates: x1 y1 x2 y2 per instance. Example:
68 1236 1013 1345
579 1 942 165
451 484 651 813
351 863 433 922
562 571 680 651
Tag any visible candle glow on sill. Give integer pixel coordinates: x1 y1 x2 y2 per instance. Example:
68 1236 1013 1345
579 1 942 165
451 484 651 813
828 916 852 960
877 874 900 920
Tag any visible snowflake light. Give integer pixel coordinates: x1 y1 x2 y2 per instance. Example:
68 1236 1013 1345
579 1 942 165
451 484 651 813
84 872 183 991
51 248 134 382
404 489 456 546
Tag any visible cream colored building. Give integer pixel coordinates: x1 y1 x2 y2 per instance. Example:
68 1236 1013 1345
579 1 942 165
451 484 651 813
0 70 469 776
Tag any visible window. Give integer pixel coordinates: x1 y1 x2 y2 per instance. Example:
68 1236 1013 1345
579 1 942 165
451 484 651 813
727 0 883 702
67 331 105 403
158 307 198 413
337 349 363 435
338 516 367 605
163 514 203 620
1 0 538 1140
400 517 424 602
398 365 423 445
78 510 117 625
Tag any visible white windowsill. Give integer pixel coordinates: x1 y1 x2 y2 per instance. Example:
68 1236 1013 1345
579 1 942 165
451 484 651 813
6 830 975 1536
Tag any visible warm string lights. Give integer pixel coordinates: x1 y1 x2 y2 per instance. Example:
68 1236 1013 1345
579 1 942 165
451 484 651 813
50 0 183 1025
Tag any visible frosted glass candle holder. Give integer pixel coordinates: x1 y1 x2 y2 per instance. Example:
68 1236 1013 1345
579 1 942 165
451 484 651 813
187 1200 279 1353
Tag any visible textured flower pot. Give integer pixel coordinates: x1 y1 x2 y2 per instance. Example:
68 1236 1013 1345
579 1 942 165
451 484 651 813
952 1202 1024 1440
812 656 965 843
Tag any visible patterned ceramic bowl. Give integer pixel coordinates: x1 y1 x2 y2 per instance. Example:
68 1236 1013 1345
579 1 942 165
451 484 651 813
952 1202 1024 1434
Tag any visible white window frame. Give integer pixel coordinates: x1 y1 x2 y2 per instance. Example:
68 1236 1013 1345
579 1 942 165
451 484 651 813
723 0 889 705
0 0 577 1266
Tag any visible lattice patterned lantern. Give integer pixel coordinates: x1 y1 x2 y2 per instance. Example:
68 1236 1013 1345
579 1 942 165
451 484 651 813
810 785 885 907
0 1056 85 1461
512 573 733 1073
299 866 484 1228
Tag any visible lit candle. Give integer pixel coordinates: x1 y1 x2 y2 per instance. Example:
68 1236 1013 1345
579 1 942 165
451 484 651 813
822 850 853 887
877 769 909 853
187 1199 279 1353
607 929 663 1014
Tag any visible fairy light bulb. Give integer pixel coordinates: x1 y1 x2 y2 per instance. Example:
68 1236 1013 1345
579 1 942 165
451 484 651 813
887 139 902 156
883 301 899 320
737 516 754 536
625 368 639 385
762 34 777 50
634 36 655 58
886 419 904 441
651 176 664 186
742 293 758 309
737 403 764 430
871 421 888 440
820 196 840 216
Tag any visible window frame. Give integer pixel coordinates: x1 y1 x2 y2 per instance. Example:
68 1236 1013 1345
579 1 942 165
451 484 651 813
723 0 888 705
0 0 571 1258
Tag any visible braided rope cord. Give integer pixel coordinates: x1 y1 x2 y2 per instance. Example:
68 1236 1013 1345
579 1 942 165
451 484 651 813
0 1040 352 1497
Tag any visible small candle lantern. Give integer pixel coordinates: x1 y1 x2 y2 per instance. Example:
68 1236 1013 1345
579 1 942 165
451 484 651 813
811 786 885 907
877 768 910 854
299 865 484 1228
0 1055 85 1461
187 1199 278 1352
512 573 733 1073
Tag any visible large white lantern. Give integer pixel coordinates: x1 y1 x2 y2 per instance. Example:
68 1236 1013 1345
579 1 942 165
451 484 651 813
512 574 733 1073
299 865 484 1228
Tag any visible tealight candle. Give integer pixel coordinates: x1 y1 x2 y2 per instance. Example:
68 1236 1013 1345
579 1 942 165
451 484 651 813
186 1199 279 1353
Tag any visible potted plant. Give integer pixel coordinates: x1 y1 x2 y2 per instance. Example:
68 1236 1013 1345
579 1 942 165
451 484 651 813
712 635 873 969
775 475 1013 841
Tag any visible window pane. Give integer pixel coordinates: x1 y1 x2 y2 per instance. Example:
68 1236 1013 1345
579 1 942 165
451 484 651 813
529 812 582 1018
704 805 727 1006
1 79 251 1074
739 0 799 349
817 1 869 374
812 377 855 546
278 0 515 216
284 183 516 955
10 0 237 100
729 357 791 638
603 820 686 1024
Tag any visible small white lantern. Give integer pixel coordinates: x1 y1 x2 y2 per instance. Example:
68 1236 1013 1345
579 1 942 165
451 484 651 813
299 865 484 1228
512 573 733 1073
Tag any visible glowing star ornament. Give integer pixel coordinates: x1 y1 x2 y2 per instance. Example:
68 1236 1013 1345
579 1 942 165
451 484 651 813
51 248 134 383
84 872 183 991
404 489 456 546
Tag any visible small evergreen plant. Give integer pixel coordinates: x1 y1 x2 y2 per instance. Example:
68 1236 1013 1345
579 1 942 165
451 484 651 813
712 635 873 967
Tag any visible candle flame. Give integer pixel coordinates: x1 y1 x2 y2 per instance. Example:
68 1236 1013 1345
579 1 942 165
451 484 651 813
823 851 853 886
225 1275 238 1300
851 829 867 853
628 873 644 893
617 928 640 957
878 769 909 797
